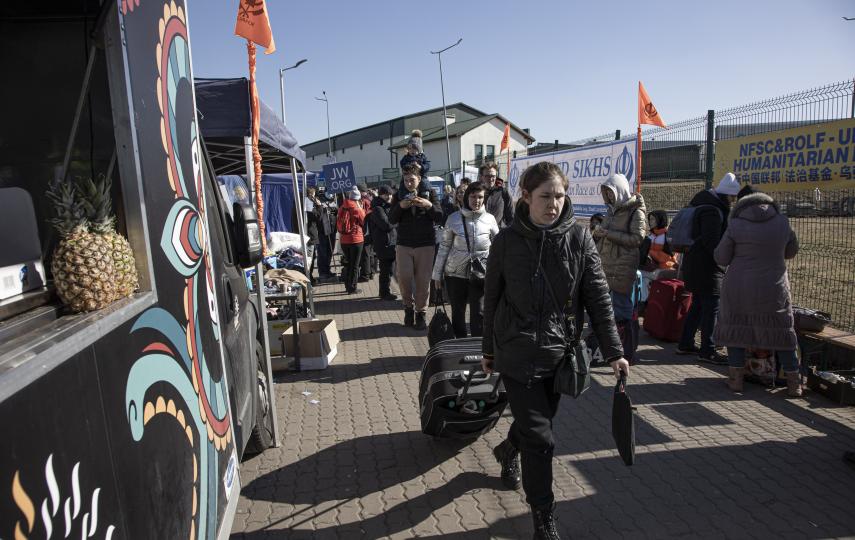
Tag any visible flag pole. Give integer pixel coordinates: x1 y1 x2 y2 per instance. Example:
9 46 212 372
247 40 268 255
636 125 642 194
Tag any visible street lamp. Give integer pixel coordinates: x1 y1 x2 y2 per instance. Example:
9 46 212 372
278 58 308 125
315 91 332 161
430 38 462 181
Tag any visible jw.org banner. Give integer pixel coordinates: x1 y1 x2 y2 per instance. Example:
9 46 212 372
507 139 637 217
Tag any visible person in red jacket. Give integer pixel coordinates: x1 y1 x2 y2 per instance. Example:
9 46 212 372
337 186 366 294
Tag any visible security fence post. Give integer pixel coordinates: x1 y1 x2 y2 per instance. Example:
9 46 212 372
705 109 715 189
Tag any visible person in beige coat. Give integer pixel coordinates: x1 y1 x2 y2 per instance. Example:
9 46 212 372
713 189 801 396
593 173 647 358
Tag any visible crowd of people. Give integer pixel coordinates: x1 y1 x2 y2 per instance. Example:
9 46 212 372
294 133 802 539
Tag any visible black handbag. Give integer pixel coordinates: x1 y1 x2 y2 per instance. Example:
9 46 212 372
611 373 635 466
537 254 590 398
553 343 592 398
428 302 456 347
793 306 832 333
461 216 487 281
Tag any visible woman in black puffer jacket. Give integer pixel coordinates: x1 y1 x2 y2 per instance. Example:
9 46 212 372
482 162 628 540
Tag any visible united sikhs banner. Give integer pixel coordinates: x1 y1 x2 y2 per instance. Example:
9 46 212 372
508 139 636 217
713 118 855 192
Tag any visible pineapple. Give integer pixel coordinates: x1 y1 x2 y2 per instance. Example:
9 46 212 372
77 176 139 299
47 181 117 312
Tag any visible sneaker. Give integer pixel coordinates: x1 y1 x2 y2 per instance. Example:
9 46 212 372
380 293 398 301
414 312 427 330
698 351 729 365
675 345 700 356
346 288 362 295
358 276 370 283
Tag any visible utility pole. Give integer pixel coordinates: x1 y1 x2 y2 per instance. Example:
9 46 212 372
430 38 462 181
278 58 307 125
315 91 332 161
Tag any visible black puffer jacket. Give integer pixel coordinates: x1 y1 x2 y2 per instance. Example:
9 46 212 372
368 195 397 260
483 198 623 384
485 185 514 228
680 189 731 296
388 179 442 248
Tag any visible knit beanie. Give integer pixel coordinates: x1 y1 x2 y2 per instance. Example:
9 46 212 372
715 172 741 196
347 186 361 200
407 129 423 153
737 183 756 199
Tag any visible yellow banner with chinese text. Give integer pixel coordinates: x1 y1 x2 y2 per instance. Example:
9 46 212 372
713 118 855 191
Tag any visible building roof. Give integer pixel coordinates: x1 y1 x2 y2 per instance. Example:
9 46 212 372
301 102 488 148
387 113 535 149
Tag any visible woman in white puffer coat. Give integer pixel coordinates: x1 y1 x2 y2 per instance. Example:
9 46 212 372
433 181 499 337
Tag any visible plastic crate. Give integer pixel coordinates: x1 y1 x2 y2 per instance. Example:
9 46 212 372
806 369 855 405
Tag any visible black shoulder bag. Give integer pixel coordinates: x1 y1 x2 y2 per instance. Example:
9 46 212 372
531 235 591 398
462 215 487 282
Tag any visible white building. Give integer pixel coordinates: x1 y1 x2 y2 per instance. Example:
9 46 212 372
301 103 535 184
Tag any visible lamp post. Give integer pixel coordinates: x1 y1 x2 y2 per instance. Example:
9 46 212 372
315 91 332 161
278 58 307 125
430 38 462 181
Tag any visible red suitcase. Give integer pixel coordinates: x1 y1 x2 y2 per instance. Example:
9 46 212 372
643 278 692 342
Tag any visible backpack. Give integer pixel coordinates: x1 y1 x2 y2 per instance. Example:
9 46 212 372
638 236 653 270
336 207 354 235
666 205 723 253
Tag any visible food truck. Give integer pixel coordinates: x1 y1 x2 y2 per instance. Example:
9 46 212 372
0 1 290 537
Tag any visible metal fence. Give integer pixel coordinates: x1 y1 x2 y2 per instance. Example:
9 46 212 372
563 79 855 331
357 80 855 330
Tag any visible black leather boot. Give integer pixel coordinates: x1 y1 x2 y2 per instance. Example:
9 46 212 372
403 308 414 327
531 503 561 540
492 439 521 489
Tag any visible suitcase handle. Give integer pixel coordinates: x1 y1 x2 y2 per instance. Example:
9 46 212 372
457 370 501 405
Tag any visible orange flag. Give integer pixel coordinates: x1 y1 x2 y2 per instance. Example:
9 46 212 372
235 0 276 54
638 81 666 128
500 123 511 152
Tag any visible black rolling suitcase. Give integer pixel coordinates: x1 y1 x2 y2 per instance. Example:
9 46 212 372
419 338 508 439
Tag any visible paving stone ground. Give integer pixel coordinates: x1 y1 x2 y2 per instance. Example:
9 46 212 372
231 277 855 539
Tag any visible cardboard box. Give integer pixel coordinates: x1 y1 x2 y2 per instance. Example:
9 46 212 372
274 318 340 371
266 317 313 355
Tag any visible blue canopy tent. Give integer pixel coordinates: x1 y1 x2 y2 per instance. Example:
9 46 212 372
195 76 316 321
195 77 306 172
195 77 312 244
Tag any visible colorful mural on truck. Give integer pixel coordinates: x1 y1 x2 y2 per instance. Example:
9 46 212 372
5 1 238 538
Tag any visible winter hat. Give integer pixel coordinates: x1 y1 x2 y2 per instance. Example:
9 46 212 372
347 186 361 200
715 172 741 196
601 173 632 206
407 129 423 153
737 183 756 199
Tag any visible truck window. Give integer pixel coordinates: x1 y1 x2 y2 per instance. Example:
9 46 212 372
0 8 155 379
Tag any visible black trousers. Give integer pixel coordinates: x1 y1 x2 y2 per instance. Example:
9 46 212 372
444 276 484 338
504 375 561 508
378 257 394 297
341 242 363 292
360 243 374 278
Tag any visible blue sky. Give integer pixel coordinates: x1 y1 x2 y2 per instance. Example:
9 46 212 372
187 0 855 147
